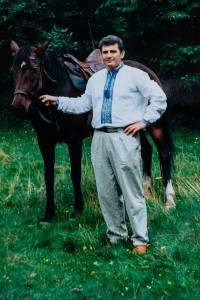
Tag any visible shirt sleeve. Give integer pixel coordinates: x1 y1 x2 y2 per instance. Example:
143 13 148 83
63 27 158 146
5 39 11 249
135 71 167 123
57 77 93 114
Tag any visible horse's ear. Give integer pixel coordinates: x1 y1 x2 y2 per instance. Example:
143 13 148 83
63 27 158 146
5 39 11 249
10 40 19 53
34 41 50 57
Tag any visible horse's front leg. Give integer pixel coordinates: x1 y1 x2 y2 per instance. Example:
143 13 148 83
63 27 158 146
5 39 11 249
68 139 84 219
38 135 56 222
147 119 176 208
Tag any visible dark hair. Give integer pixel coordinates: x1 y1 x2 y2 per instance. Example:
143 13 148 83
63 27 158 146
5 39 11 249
99 35 125 53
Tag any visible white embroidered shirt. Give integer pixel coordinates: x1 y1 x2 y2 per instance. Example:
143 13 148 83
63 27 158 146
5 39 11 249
57 64 167 128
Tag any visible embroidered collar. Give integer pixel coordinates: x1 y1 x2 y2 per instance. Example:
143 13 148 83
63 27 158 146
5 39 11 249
106 62 124 73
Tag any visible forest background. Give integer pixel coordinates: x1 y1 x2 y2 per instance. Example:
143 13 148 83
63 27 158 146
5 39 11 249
1 0 200 91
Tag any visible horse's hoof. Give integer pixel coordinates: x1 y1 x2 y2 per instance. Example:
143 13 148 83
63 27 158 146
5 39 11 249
143 175 152 190
69 211 79 221
165 201 176 209
40 211 55 224
165 191 176 209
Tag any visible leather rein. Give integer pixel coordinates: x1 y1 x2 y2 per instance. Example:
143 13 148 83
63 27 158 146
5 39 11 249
13 56 58 124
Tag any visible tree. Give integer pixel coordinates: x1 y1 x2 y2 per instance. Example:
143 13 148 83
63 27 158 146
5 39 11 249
96 0 200 78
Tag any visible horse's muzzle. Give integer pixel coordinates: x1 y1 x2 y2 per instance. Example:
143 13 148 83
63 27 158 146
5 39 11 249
12 100 30 119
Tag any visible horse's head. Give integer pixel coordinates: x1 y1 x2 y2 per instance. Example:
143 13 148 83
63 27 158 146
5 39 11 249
10 40 49 118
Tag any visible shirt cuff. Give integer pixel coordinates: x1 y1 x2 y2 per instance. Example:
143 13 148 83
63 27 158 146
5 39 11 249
142 118 151 126
55 97 59 108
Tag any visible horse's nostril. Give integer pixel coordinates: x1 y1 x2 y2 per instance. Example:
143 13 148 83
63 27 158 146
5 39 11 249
20 104 26 111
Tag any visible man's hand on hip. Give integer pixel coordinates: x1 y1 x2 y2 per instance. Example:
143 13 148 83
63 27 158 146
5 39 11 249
123 121 147 136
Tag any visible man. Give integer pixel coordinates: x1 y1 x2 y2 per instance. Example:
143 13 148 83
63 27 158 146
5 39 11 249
40 35 167 254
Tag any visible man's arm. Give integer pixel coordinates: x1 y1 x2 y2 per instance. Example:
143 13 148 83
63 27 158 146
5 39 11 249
124 71 166 136
136 71 167 124
40 78 93 114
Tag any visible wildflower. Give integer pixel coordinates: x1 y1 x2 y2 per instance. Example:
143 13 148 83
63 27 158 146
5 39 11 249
168 281 171 285
89 246 93 250
45 259 49 262
121 293 124 296
159 274 162 276
91 271 95 275
65 210 68 213
93 261 98 266
83 245 87 251
147 286 151 289
3 275 7 278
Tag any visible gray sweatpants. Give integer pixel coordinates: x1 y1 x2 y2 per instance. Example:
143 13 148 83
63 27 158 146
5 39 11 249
91 129 149 245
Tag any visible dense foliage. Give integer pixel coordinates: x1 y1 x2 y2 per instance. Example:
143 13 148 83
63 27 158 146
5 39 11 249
97 1 200 74
0 0 200 90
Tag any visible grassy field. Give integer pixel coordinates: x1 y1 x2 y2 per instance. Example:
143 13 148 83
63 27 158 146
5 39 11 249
0 93 200 299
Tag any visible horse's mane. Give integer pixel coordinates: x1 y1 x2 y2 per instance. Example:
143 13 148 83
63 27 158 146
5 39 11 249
43 52 68 82
12 45 68 82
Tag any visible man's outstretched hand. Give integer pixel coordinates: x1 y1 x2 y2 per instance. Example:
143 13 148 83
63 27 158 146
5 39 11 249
39 95 56 106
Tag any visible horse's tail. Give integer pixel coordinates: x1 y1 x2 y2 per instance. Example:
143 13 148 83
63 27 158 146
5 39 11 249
162 112 176 167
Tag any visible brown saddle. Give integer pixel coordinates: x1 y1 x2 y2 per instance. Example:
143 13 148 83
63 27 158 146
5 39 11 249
63 49 105 89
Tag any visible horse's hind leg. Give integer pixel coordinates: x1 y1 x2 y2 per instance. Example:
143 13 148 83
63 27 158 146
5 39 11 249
147 119 176 208
38 135 56 222
140 130 153 192
68 140 84 219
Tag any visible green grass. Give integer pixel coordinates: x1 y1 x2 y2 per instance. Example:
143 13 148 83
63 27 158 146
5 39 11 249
0 94 200 299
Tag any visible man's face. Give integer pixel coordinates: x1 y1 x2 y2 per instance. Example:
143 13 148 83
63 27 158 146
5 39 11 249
101 43 125 71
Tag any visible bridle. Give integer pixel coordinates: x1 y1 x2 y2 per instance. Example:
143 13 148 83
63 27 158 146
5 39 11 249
13 55 58 124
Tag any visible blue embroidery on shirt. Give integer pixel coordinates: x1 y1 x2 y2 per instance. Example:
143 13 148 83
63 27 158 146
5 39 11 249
101 63 124 124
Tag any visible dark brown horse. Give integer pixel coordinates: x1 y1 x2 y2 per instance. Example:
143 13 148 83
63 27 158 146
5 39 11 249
10 40 176 223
